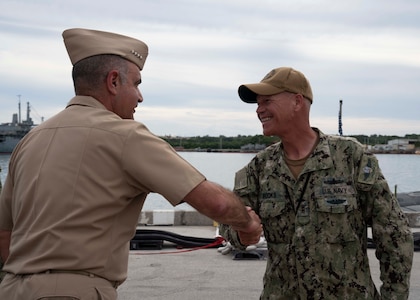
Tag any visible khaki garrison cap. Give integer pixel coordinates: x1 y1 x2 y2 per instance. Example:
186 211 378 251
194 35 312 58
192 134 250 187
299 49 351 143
238 67 313 103
62 28 148 70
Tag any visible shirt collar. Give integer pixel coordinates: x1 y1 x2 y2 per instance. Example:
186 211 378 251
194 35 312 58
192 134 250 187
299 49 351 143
66 95 107 110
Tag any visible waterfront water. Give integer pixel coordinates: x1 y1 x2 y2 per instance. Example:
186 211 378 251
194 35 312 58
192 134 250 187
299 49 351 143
0 152 419 210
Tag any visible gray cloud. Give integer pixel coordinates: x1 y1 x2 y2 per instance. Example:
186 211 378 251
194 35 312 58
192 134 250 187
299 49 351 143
0 0 419 136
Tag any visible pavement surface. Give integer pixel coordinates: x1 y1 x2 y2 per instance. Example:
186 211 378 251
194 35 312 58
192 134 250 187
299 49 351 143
117 226 420 300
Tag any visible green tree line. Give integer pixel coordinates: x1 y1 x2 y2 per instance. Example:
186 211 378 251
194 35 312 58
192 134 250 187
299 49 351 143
161 134 420 150
161 135 279 150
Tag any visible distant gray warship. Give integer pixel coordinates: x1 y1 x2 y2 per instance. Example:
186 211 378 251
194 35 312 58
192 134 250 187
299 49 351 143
0 101 35 153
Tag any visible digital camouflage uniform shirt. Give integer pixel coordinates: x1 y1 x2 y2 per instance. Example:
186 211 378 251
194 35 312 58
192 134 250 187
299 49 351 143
220 128 413 300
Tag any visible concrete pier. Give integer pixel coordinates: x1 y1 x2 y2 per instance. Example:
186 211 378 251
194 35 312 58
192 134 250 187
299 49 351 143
140 190 420 227
124 195 420 299
119 225 420 300
139 210 214 226
141 209 420 227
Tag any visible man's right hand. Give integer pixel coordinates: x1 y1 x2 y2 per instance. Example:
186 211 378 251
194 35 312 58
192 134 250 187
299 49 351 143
237 207 262 245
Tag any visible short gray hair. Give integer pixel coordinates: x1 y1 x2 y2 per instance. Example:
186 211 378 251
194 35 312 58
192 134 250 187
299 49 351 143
72 54 129 94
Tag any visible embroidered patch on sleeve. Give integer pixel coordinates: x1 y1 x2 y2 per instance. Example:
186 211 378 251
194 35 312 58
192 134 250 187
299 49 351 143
234 167 248 190
357 155 377 185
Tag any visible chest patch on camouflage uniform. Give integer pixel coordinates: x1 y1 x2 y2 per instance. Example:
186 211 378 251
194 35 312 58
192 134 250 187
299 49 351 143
262 192 277 199
319 177 355 210
326 198 347 205
321 177 352 196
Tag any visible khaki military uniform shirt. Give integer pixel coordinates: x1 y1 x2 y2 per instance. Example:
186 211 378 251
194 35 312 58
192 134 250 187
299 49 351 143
0 96 205 284
220 129 413 300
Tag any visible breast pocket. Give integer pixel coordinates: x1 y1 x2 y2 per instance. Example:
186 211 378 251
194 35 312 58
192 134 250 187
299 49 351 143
259 199 293 244
315 195 359 244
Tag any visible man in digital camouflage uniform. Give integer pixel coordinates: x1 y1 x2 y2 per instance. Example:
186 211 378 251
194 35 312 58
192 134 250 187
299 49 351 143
220 67 413 299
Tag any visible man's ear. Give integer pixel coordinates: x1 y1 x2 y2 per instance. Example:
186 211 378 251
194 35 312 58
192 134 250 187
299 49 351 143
106 70 119 95
293 94 305 111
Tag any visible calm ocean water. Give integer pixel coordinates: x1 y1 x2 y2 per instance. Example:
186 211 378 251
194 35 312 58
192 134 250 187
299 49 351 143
1 152 419 211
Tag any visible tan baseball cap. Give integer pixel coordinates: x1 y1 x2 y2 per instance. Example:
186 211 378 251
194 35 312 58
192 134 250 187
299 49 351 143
238 67 313 103
62 28 148 70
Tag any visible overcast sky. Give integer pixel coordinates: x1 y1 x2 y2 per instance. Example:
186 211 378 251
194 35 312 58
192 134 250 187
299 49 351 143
1 0 419 137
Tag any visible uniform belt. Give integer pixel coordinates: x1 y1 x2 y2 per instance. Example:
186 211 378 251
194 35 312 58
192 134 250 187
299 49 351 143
44 270 120 288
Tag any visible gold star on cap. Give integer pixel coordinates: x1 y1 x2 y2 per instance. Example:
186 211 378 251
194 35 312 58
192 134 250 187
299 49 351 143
62 28 149 70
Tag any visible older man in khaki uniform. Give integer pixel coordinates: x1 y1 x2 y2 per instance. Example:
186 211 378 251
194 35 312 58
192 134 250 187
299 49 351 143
0 28 262 299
